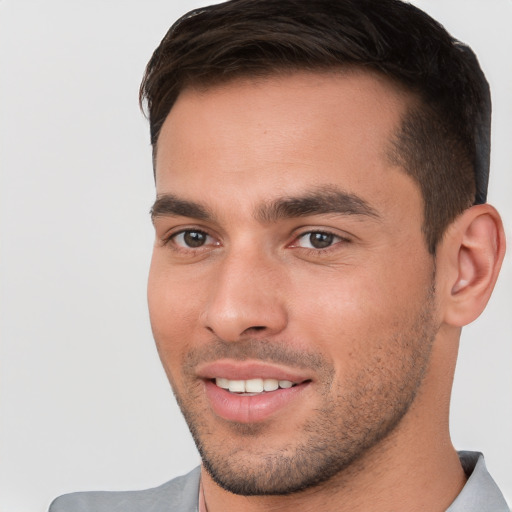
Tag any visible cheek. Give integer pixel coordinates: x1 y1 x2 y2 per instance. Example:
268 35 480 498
147 255 202 367
289 255 433 361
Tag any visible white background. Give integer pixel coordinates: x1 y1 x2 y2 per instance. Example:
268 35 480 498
1 1 511 510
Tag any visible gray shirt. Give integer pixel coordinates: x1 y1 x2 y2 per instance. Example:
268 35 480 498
447 451 509 511
49 451 509 511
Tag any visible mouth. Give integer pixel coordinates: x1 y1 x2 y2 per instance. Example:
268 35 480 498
196 361 312 423
213 377 299 396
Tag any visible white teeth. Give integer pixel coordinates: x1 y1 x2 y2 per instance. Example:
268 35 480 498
216 377 230 389
263 378 279 391
245 378 264 393
228 380 245 393
215 377 295 393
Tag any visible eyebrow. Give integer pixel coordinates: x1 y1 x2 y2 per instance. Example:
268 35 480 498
151 194 213 222
256 186 380 223
150 187 380 223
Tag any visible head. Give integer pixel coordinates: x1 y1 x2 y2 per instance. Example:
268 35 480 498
140 0 492 255
141 0 504 499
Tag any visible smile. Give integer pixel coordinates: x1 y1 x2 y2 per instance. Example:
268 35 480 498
196 360 313 422
214 377 296 394
204 378 310 423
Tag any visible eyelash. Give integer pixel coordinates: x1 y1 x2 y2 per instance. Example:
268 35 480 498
162 228 351 255
163 229 217 253
290 230 350 252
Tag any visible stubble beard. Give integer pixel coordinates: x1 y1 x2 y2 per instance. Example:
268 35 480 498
169 287 438 496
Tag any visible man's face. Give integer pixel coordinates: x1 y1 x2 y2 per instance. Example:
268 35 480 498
148 71 439 494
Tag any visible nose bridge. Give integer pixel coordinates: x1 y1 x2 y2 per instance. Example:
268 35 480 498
202 244 288 341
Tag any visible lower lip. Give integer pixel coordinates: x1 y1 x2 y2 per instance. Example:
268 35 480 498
204 380 309 423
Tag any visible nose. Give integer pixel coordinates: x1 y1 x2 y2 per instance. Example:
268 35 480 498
202 249 288 342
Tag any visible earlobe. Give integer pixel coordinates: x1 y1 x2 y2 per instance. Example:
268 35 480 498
441 204 506 327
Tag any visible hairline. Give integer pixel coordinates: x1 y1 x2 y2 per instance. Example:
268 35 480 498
151 67 441 251
152 65 418 168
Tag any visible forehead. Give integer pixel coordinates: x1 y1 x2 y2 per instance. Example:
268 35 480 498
154 70 417 215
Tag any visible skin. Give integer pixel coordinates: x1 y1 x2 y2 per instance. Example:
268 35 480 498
148 71 505 511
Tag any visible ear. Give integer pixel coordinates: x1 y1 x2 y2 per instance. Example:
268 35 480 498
438 204 506 327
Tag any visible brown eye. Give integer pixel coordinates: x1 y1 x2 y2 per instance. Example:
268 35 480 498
308 232 334 249
294 231 343 250
173 230 211 248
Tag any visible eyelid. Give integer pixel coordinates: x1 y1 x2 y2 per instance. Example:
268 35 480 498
288 228 352 250
162 226 220 250
158 224 352 253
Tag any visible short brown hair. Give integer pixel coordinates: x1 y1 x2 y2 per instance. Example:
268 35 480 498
140 0 491 253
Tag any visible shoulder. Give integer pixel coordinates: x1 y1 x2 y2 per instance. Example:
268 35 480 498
49 467 201 512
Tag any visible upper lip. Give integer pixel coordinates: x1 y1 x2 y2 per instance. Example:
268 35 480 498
196 359 312 383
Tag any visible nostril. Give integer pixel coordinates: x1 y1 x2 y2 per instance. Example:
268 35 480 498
242 325 266 335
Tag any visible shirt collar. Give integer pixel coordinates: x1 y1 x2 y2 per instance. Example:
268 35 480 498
447 451 509 511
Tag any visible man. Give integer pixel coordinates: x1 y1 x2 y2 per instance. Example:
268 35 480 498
50 0 508 510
